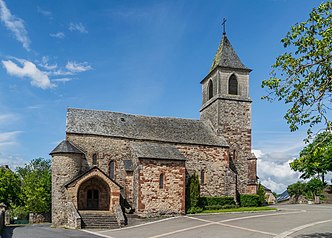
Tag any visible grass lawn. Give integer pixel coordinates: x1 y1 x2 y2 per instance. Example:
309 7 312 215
200 206 277 214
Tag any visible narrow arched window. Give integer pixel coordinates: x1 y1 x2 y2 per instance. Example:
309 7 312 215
229 74 238 95
92 154 97 165
208 80 213 100
159 173 164 189
109 160 115 180
200 170 205 184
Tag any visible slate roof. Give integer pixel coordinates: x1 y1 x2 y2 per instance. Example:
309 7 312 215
277 190 290 202
66 108 228 147
262 185 272 193
130 142 186 161
50 140 84 155
209 35 251 73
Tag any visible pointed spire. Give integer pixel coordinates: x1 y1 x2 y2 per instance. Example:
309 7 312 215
209 34 250 73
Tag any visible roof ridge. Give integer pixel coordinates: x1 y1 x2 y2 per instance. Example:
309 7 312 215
67 108 200 122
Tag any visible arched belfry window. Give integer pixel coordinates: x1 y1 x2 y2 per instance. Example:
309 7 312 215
109 160 115 180
229 74 238 95
208 80 213 100
92 154 97 165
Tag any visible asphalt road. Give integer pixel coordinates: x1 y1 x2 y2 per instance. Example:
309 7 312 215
2 204 332 238
1 223 101 238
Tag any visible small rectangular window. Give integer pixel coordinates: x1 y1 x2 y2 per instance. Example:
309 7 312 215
109 160 115 180
92 154 97 165
159 173 164 189
200 170 205 184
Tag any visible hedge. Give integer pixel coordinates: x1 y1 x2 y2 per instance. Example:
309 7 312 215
239 194 261 207
199 196 235 208
204 204 237 210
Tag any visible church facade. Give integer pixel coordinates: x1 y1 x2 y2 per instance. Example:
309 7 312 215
50 33 257 228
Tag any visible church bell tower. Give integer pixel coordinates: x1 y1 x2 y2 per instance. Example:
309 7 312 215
200 30 257 194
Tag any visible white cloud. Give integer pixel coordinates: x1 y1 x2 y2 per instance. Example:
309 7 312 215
252 149 263 159
68 22 88 33
41 63 58 70
260 178 288 195
255 148 301 194
0 113 18 125
0 152 27 170
2 58 55 89
50 32 65 39
66 61 92 73
53 77 73 82
49 69 74 76
39 56 58 70
2 57 91 88
0 131 21 148
0 0 30 50
37 6 52 19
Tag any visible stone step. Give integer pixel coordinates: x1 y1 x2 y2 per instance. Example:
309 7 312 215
80 211 120 229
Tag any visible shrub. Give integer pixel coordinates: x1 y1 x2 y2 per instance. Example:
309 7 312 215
257 184 266 205
199 196 235 208
10 206 28 220
186 206 203 214
240 194 261 207
204 204 237 210
186 174 200 213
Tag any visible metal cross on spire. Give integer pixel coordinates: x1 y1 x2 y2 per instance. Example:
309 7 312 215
222 18 227 35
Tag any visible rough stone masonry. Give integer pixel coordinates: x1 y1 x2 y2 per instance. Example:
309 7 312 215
50 32 257 228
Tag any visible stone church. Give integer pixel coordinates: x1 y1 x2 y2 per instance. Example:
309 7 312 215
50 32 257 229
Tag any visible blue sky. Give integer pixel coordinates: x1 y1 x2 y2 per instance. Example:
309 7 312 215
0 0 328 193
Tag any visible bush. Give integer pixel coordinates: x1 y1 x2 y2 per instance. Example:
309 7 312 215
10 206 28 220
199 196 235 208
240 194 261 207
186 206 203 214
186 174 200 213
257 184 266 205
204 204 237 210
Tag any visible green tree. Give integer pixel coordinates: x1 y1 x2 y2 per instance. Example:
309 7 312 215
287 181 306 203
16 158 52 214
186 173 201 213
306 177 325 199
290 132 332 182
262 1 332 138
257 184 266 206
0 167 21 207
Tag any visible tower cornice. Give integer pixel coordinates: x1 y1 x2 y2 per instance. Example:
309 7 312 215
200 96 252 112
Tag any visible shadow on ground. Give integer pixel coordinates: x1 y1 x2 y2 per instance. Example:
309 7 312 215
1 225 20 238
295 233 332 238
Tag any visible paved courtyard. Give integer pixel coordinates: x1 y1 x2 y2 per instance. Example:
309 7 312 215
2 204 332 238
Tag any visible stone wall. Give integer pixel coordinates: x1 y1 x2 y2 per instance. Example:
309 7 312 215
63 133 241 219
52 153 83 227
217 99 253 194
200 68 257 195
29 213 51 224
66 134 137 208
67 202 81 229
137 159 185 217
200 97 254 194
177 144 236 196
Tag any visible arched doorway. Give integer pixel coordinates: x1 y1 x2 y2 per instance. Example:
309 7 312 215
77 176 110 210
